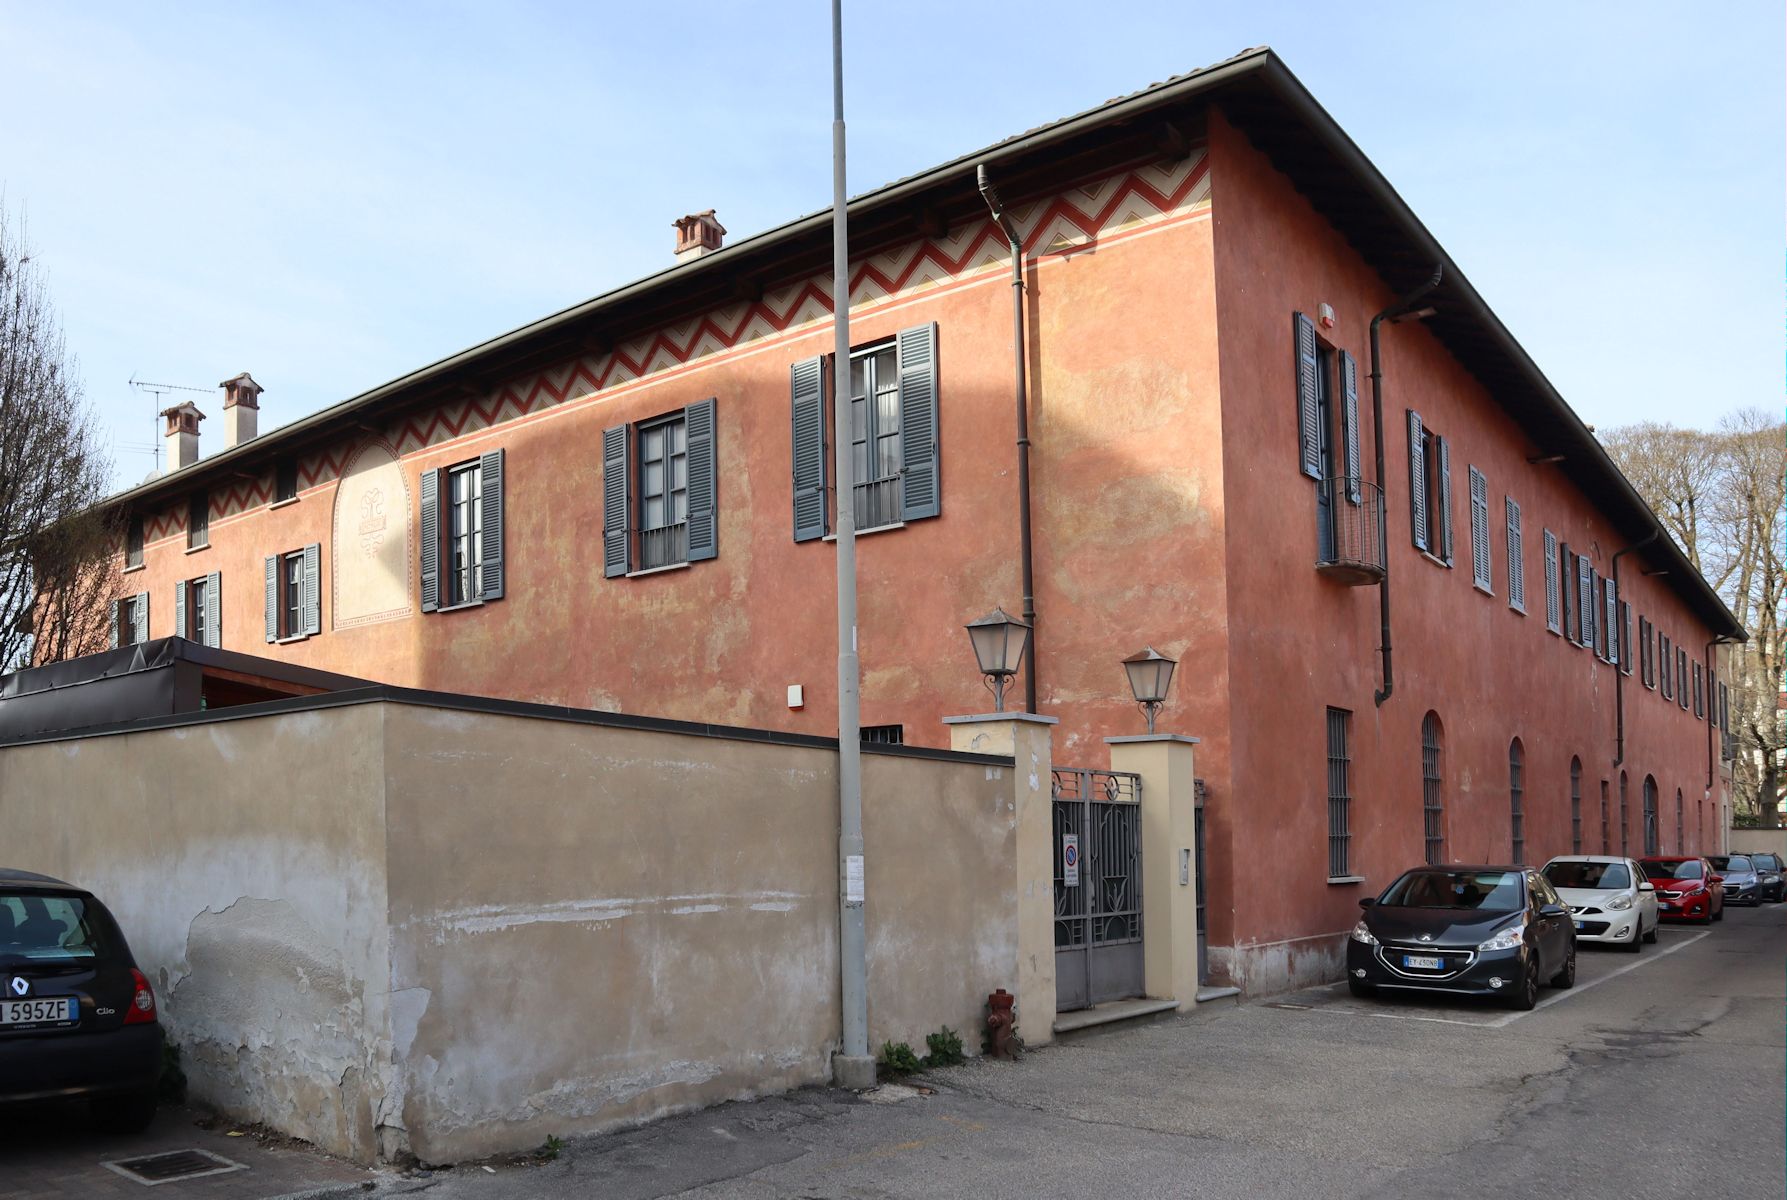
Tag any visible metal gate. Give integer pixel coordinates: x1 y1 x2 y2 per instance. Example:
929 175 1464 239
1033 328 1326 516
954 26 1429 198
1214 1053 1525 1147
1194 777 1208 986
1053 767 1143 1012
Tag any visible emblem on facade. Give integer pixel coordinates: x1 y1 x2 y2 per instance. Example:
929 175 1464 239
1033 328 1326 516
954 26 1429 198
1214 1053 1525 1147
8 976 26 996
358 488 388 557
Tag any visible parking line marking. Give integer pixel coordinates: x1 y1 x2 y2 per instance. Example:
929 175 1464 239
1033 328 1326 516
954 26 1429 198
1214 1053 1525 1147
1488 929 1712 1027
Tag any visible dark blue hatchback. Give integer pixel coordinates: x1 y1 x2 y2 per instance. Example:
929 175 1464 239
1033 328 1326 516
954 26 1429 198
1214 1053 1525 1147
0 869 162 1131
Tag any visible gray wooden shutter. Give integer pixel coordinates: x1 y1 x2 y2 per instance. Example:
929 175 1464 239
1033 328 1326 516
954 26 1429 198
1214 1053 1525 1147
478 449 504 600
1437 437 1454 564
420 467 441 612
790 356 828 542
685 398 718 562
1543 530 1559 631
1621 602 1633 675
603 424 631 577
133 592 149 644
264 555 279 641
1407 411 1427 551
1468 467 1490 591
174 579 188 639
206 571 222 647
109 600 120 650
1604 578 1618 665
302 543 321 635
1504 497 1523 611
1295 313 1321 480
896 323 940 521
1577 557 1593 647
1339 350 1360 502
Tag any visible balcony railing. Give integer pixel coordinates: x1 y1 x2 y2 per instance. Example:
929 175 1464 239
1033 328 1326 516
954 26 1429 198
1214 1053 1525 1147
639 521 689 571
853 476 901 530
1317 477 1387 585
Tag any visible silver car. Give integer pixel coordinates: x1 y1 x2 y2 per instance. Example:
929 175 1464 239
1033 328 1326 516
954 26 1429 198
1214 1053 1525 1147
1709 855 1764 906
1541 856 1659 952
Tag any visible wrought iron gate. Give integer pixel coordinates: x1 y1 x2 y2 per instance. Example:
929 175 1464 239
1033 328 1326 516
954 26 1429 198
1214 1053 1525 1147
1194 777 1208 986
1053 767 1143 1012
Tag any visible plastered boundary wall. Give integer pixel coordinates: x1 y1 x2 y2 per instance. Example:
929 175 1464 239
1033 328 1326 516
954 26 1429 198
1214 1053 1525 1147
0 697 1022 1164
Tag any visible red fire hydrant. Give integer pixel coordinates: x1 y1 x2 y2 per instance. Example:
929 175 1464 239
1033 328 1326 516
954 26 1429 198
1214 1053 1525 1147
986 988 1018 1060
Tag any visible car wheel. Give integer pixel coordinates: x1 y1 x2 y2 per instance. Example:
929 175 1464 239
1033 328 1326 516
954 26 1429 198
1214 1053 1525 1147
1551 944 1577 988
92 1089 157 1135
1506 959 1539 1011
1625 922 1643 952
1347 978 1377 999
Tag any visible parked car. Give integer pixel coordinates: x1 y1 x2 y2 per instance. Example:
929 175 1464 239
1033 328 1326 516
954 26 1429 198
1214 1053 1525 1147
1540 855 1659 952
1348 865 1575 1011
1748 853 1785 903
1708 855 1764 907
1639 856 1724 925
0 869 162 1132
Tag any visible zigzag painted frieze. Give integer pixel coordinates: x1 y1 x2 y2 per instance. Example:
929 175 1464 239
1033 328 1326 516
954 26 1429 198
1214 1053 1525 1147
149 151 1209 535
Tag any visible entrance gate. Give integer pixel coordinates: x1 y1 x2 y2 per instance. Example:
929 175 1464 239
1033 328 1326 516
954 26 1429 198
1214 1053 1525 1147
1053 767 1143 1012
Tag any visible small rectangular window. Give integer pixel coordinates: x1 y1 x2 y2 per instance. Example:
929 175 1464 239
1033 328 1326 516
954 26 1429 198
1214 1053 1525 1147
849 345 903 530
637 413 690 570
126 516 145 569
275 459 299 503
188 492 209 549
1692 662 1704 718
447 461 484 607
189 576 209 646
1326 707 1352 879
284 552 303 639
861 724 904 746
1677 648 1689 710
118 596 138 645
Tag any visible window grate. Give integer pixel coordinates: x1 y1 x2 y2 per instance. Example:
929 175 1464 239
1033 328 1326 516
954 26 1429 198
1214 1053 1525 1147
1421 713 1444 865
1642 777 1659 856
1675 790 1684 852
1569 758 1582 854
1508 740 1525 864
861 724 904 746
1326 708 1352 878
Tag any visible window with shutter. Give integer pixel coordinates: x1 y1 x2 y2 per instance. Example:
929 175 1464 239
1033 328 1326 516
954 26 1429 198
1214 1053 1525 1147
1407 411 1428 552
895 323 941 522
1692 662 1703 718
1339 351 1361 503
264 556 279 642
614 401 718 574
1468 467 1491 593
1561 545 1576 639
1576 556 1593 648
603 424 633 575
174 579 188 640
205 570 222 647
1543 530 1560 632
1619 600 1633 675
132 592 149 645
1505 497 1524 612
302 544 322 634
1295 313 1321 481
126 516 144 569
1435 436 1453 565
1588 573 1602 657
478 449 504 600
1676 648 1688 710
789 356 828 542
684 398 718 563
420 468 441 611
1603 577 1618 664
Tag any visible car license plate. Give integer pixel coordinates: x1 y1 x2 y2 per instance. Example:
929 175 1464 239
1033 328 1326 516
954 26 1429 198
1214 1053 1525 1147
0 997 77 1026
1573 921 1584 931
1402 954 1443 970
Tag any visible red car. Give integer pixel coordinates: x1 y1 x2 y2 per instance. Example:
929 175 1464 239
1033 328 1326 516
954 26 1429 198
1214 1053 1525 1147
1640 856 1724 925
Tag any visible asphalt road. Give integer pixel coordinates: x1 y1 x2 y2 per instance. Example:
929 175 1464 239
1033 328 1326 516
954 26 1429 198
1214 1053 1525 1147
393 901 1785 1200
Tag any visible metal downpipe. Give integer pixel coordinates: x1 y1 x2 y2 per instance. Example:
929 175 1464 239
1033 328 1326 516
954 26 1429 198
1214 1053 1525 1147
976 164 1038 713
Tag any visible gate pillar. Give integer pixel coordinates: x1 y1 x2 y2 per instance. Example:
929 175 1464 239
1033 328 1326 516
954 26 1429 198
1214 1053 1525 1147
1106 733 1200 1010
942 712 1058 1047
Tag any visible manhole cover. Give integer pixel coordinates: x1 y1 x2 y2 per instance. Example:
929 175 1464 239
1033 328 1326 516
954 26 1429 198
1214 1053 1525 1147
103 1148 246 1186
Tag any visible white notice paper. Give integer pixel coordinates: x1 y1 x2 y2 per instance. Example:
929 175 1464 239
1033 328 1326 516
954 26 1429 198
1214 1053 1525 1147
845 854 865 904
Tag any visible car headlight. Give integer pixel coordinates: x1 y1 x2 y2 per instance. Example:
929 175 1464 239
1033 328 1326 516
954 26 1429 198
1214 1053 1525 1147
1478 923 1525 952
1350 921 1378 946
1607 895 1633 911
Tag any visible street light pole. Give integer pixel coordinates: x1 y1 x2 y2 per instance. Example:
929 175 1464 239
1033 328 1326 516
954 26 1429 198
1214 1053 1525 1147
830 0 874 1091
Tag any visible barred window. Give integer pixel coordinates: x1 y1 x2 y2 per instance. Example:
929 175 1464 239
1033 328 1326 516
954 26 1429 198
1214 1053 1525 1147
1508 739 1525 864
1327 707 1353 879
1643 777 1660 856
1569 757 1582 854
1421 712 1444 865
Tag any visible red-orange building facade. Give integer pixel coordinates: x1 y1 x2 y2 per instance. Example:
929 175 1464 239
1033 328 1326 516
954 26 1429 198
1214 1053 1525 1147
90 51 1742 992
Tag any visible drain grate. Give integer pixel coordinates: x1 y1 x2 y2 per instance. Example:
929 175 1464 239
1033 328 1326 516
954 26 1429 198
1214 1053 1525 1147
102 1148 246 1186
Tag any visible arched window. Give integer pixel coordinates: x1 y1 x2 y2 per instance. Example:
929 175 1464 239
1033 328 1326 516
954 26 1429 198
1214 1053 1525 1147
1642 776 1659 856
1509 738 1525 863
1421 713 1444 864
1569 757 1583 853
1619 773 1630 855
1675 789 1684 853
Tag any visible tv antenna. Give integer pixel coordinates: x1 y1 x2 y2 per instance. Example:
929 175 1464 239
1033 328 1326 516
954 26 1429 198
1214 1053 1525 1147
126 375 217 472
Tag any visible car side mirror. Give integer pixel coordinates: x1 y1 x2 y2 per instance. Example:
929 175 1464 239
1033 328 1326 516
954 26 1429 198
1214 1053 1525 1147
1358 897 1376 910
1539 902 1567 918
1639 881 1655 892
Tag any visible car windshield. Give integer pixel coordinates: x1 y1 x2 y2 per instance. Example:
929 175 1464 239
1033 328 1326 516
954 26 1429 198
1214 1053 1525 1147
1708 856 1751 873
1641 859 1703 881
0 893 107 964
1543 861 1631 890
1379 869 1524 911
1757 857 1780 871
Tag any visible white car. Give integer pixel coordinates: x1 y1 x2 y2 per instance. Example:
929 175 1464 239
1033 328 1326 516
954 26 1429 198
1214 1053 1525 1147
1540 855 1659 952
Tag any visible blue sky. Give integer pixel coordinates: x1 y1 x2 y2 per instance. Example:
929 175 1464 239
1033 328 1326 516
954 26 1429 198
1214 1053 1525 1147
1 2 1779 490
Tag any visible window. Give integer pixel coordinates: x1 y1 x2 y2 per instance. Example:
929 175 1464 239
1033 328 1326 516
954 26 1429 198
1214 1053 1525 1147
1504 496 1524 609
1569 757 1582 854
1405 413 1453 562
1294 314 1363 563
1692 662 1704 718
1720 682 1734 759
1421 712 1444 865
188 491 209 550
605 402 716 575
125 516 144 570
110 592 149 648
1675 789 1684 851
861 724 904 746
1579 562 1596 651
1469 468 1492 592
1508 739 1525 863
1543 530 1560 632
1603 577 1619 664
1600 780 1610 854
790 324 939 543
1642 777 1659 856
1620 602 1634 676
1676 647 1689 710
1561 544 1577 640
1659 634 1672 699
1619 773 1630 855
421 450 504 609
275 458 299 504
1326 707 1352 878
263 545 320 641
175 572 221 648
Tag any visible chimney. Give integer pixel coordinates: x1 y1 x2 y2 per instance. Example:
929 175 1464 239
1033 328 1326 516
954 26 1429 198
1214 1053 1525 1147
673 210 726 262
221 371 263 447
161 401 204 471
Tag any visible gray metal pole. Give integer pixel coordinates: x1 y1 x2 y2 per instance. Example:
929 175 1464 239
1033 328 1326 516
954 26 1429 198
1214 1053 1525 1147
830 0 874 1091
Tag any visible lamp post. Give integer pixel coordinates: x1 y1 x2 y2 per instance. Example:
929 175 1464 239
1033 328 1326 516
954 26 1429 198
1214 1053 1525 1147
966 607 1031 712
1123 646 1177 734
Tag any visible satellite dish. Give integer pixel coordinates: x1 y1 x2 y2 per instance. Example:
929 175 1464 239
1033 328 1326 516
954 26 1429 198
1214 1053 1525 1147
142 469 163 484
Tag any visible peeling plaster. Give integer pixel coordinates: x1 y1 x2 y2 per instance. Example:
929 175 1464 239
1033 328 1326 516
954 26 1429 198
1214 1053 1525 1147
416 891 810 939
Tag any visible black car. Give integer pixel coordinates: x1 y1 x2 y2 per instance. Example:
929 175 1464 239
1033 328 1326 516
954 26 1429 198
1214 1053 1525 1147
0 869 162 1131
1347 865 1576 1010
1746 853 1784 903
